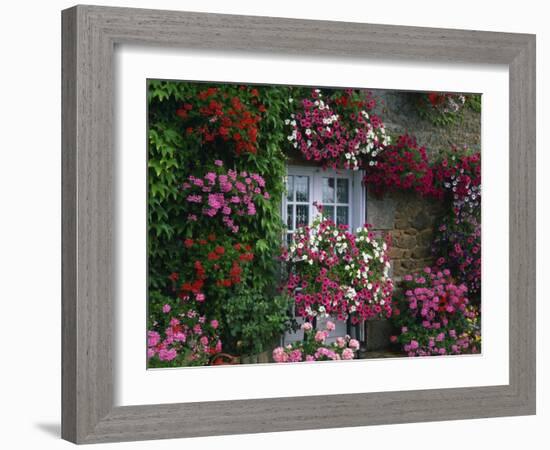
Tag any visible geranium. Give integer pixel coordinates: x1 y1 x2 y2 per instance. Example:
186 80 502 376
281 212 393 324
272 322 359 363
390 267 481 356
432 214 481 299
363 135 440 198
176 86 265 155
286 89 390 170
147 300 222 367
433 147 481 220
181 161 270 232
169 234 254 306
416 92 466 126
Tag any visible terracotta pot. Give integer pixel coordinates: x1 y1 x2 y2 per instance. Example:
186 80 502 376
209 353 239 365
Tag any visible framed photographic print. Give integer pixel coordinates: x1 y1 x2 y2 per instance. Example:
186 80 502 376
62 5 536 444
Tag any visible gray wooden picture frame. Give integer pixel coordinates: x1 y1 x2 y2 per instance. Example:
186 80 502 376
61 4 536 444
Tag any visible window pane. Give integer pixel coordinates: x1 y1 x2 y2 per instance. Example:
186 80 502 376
336 206 349 225
287 233 293 247
322 177 335 203
287 204 294 230
296 205 309 227
336 178 349 203
295 176 309 202
286 175 294 202
323 205 335 221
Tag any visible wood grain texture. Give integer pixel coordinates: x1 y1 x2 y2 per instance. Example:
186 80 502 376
61 4 536 444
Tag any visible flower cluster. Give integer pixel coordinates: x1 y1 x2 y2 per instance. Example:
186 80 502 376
363 135 440 198
286 89 390 170
181 160 270 232
272 321 360 362
417 92 466 125
147 301 222 367
281 213 393 324
390 267 481 356
169 233 255 304
432 214 481 298
176 86 266 155
433 147 481 220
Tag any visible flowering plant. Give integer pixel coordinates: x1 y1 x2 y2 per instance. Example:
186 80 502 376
181 160 270 233
175 86 266 155
390 267 481 356
416 92 466 126
281 213 393 324
286 89 390 170
168 233 254 310
363 135 440 198
221 286 294 356
433 147 481 220
432 214 481 299
272 321 360 362
147 295 223 367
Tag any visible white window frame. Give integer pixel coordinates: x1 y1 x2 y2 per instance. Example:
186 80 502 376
283 165 366 240
281 165 367 345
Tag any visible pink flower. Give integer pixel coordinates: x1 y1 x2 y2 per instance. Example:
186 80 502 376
200 336 209 346
214 160 223 166
342 348 354 360
158 348 177 361
336 336 346 348
147 331 160 347
348 339 360 350
301 322 313 332
210 319 219 329
326 320 336 331
195 293 205 302
162 304 171 313
314 330 326 343
272 347 288 363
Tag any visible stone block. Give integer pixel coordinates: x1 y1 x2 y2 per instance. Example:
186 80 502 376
367 191 396 230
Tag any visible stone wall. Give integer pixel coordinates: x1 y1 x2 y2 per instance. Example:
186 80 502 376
368 191 445 278
366 90 481 279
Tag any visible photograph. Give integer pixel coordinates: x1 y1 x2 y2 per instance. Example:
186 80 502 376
146 81 482 368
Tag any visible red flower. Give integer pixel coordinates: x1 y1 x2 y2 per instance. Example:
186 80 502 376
168 272 179 282
184 238 194 248
427 92 440 106
176 108 188 119
207 252 219 261
215 246 225 255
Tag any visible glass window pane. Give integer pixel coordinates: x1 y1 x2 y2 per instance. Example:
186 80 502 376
337 206 349 225
287 204 294 230
323 205 335 221
296 205 309 227
286 175 294 202
322 177 335 203
337 178 349 204
295 176 309 202
287 233 293 247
